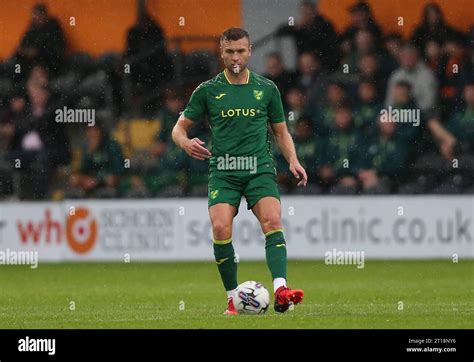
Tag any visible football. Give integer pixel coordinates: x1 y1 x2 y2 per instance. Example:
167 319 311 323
232 281 270 315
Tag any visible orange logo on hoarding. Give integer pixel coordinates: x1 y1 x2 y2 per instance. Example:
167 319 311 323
66 207 97 254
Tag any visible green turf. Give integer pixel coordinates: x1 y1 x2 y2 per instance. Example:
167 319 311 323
0 260 472 328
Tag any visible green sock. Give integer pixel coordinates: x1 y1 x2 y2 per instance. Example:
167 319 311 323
265 229 287 279
213 238 238 291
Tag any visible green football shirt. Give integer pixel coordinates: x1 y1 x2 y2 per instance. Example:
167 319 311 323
183 69 285 173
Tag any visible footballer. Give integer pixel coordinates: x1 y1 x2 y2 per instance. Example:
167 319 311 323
172 28 307 314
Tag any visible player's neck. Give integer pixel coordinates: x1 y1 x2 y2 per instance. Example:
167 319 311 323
224 68 250 85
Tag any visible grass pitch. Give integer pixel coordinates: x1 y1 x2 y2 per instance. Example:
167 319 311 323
0 260 472 329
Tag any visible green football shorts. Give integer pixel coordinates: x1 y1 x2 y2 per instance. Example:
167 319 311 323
208 169 280 212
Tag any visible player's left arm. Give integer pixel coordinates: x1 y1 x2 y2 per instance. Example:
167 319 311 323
270 122 307 187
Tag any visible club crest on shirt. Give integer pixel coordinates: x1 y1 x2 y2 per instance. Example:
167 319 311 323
253 90 263 100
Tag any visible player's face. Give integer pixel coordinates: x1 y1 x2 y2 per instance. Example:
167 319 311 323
221 37 251 74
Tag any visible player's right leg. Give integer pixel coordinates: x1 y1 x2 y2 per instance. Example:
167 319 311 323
209 203 239 315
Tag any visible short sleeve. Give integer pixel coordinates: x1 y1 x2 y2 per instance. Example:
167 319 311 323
183 84 207 122
268 85 286 123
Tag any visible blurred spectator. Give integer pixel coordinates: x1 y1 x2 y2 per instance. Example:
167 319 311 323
263 52 296 101
342 29 378 72
425 40 442 72
436 34 471 114
0 94 27 197
384 33 403 63
385 43 437 112
340 1 383 55
14 3 66 79
356 53 386 96
148 121 207 198
358 115 409 193
316 81 349 137
406 111 463 194
68 124 123 198
126 88 186 198
4 82 69 199
146 105 208 197
276 0 340 71
318 103 364 194
295 52 328 107
276 117 321 194
124 10 172 106
446 82 474 155
284 86 307 135
353 79 381 137
385 79 460 183
152 88 186 158
468 27 474 86
411 2 464 59
388 80 423 146
147 141 187 197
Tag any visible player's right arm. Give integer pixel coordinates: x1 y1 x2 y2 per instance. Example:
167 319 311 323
171 83 211 160
171 116 211 160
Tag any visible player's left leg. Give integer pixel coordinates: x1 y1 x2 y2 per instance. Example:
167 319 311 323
250 196 304 313
251 197 286 281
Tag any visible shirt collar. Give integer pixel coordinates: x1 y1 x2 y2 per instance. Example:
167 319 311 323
223 68 250 84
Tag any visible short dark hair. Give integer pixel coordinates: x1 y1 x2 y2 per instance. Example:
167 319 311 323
400 42 419 54
384 32 403 43
33 3 47 14
395 80 412 91
266 51 282 61
358 78 376 87
296 117 314 129
287 85 306 95
335 101 353 112
349 1 371 13
327 80 347 91
444 33 467 47
221 28 250 43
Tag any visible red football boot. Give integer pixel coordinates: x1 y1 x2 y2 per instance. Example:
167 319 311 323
223 297 238 315
274 286 304 313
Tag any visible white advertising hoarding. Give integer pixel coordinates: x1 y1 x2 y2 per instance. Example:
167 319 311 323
0 196 472 261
